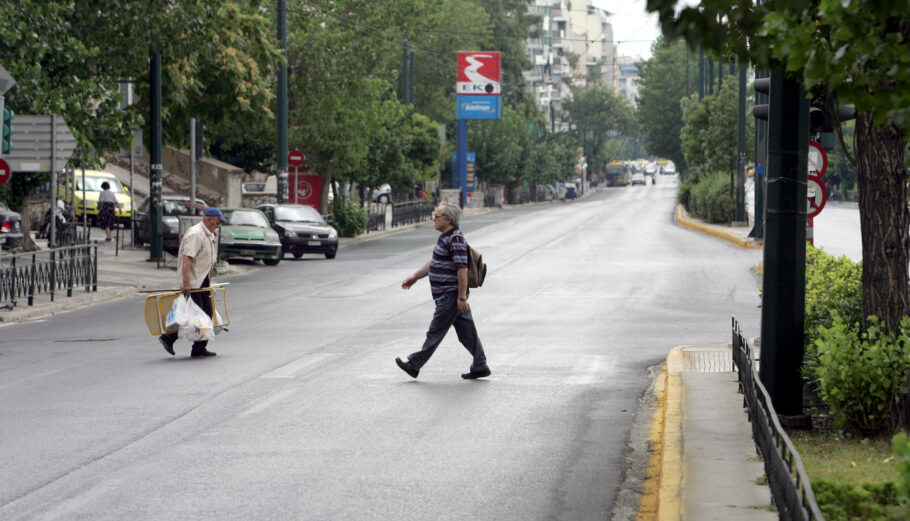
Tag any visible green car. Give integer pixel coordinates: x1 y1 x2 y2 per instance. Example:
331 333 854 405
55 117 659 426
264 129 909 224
218 208 283 266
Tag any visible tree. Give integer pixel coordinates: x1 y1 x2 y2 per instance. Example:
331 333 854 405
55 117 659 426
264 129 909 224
637 38 691 171
647 0 910 332
563 85 635 172
679 79 753 180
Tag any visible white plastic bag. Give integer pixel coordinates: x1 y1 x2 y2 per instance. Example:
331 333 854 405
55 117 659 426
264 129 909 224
164 295 191 332
177 298 214 342
213 309 228 336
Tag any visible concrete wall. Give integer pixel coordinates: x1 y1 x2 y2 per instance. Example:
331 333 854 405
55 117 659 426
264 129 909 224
162 147 245 207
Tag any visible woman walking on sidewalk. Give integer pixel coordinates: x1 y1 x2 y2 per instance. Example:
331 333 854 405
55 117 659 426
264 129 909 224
97 181 120 242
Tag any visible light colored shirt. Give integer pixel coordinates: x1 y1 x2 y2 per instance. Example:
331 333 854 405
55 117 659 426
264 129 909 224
98 189 117 204
176 221 217 288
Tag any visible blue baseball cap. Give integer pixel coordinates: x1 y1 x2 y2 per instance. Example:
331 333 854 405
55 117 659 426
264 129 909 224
204 207 227 223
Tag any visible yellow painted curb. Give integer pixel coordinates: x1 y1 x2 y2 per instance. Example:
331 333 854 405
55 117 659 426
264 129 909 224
675 204 761 250
637 347 686 521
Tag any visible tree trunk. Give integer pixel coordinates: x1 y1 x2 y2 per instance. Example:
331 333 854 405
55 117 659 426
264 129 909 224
855 111 910 332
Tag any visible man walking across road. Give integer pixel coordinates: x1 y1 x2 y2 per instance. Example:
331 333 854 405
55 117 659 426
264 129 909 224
396 203 490 379
159 207 226 358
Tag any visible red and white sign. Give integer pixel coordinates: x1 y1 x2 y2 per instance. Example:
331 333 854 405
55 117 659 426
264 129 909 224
289 170 323 208
807 173 827 219
288 149 305 167
457 51 501 96
808 141 827 176
0 158 10 186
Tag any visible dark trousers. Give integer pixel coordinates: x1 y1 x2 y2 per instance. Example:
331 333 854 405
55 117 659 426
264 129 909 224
408 294 487 370
162 277 212 353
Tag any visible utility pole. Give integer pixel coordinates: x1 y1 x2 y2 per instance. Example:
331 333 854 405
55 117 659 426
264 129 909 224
735 65 746 223
758 69 809 419
277 0 289 204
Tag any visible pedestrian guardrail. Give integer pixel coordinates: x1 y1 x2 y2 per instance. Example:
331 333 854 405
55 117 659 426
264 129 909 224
366 204 386 232
0 244 98 307
731 317 825 521
391 200 432 228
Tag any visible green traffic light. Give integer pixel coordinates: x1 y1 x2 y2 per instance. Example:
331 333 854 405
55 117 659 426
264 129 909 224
1 106 13 154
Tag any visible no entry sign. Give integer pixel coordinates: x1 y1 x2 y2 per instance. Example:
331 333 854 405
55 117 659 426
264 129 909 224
0 158 10 186
288 149 305 167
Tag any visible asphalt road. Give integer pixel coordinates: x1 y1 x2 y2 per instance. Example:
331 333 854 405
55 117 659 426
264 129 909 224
1 177 765 521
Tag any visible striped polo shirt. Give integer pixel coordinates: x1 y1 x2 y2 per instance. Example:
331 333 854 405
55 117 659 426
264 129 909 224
429 228 469 301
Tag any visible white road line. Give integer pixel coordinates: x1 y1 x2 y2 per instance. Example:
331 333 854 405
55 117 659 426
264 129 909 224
260 352 340 379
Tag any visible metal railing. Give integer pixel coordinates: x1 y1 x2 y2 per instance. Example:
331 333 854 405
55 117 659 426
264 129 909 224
391 200 432 228
732 317 825 521
366 204 386 232
0 244 98 307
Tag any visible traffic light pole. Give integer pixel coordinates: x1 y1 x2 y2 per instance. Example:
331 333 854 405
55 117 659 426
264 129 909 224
759 69 809 419
276 0 289 205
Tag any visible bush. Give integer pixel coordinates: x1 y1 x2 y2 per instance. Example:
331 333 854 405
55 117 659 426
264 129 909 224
812 481 900 521
894 431 910 505
678 176 697 211
815 315 910 434
803 245 863 383
330 195 367 238
687 171 735 223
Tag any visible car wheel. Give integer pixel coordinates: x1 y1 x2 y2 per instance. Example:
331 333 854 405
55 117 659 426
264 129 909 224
325 249 337 259
293 252 304 259
263 257 280 266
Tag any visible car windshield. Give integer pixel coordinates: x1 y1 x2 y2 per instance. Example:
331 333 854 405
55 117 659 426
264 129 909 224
75 176 124 193
274 205 324 223
162 199 207 216
223 210 269 228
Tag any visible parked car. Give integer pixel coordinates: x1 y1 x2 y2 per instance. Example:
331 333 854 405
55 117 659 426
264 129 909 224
60 170 133 226
631 173 647 186
134 194 208 254
218 208 282 266
257 203 339 259
372 184 392 204
0 201 24 250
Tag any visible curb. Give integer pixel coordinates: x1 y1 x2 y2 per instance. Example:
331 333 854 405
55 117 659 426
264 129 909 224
0 285 138 323
674 204 761 250
638 346 686 521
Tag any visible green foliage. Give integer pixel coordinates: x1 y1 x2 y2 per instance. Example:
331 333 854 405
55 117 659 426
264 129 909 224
679 80 753 180
686 171 734 223
330 195 368 238
564 85 635 172
815 316 910 434
894 432 910 505
812 480 902 521
677 176 696 209
804 245 863 381
637 38 690 172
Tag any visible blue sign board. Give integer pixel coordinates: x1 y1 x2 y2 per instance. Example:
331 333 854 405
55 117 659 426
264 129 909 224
451 152 476 192
457 96 501 120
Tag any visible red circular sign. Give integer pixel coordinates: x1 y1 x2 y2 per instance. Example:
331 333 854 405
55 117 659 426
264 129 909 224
0 158 10 186
808 141 827 177
288 149 305 167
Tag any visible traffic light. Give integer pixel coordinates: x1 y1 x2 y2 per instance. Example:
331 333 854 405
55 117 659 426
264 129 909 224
809 89 855 135
194 119 206 160
1 106 13 154
752 77 770 121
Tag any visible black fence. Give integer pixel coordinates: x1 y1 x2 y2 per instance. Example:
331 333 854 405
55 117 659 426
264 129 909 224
732 317 825 521
366 204 386 232
391 200 432 228
0 244 98 307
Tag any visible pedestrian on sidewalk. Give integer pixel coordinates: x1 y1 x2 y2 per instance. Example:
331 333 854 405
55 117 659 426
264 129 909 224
159 207 226 358
97 182 120 242
396 202 490 380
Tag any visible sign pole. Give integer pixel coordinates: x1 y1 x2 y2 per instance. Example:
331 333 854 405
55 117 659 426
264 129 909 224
50 115 58 246
457 119 468 207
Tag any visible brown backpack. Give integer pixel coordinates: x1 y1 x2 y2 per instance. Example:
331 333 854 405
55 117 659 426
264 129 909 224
447 233 487 288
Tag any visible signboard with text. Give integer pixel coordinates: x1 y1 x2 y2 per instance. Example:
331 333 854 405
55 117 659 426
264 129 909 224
457 96 501 120
457 52 501 96
451 152 476 191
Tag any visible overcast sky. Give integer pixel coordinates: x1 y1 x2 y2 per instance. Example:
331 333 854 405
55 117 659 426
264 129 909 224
591 0 663 61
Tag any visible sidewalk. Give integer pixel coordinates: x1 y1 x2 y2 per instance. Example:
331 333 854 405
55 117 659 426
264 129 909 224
634 209 774 520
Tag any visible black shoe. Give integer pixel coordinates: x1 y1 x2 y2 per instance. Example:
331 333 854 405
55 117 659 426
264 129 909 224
395 357 419 379
461 366 491 379
191 349 217 358
159 335 175 356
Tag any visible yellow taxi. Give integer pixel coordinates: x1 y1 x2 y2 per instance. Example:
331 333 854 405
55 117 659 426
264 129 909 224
61 170 133 225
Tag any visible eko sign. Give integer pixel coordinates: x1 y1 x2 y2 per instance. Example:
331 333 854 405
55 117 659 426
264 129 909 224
456 52 501 95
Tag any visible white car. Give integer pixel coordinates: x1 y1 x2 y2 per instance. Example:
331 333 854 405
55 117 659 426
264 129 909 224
631 173 647 186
